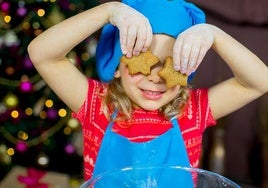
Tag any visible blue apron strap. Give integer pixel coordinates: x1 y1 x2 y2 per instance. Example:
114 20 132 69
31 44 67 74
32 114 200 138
170 116 191 167
106 110 118 130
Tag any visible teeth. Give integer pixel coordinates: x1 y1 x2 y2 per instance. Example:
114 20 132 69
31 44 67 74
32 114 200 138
143 90 161 95
142 89 163 100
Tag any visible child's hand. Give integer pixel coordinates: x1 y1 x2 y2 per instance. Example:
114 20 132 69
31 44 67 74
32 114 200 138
173 23 215 75
109 3 153 58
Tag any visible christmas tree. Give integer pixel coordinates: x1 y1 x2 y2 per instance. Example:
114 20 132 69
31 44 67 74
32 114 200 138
0 0 99 184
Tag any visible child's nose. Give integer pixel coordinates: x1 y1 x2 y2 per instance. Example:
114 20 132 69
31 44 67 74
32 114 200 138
146 66 163 84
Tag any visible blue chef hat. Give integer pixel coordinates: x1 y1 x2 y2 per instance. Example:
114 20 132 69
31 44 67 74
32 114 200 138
96 0 206 83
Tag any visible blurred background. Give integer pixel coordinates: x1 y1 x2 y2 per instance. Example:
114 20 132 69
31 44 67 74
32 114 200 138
0 0 267 187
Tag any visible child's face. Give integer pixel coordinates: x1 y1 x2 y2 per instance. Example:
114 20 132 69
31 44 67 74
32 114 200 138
116 34 181 111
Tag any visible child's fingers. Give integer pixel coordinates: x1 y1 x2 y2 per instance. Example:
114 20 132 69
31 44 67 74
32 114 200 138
173 24 215 75
132 27 147 56
132 22 152 56
187 44 201 75
125 26 138 57
142 24 153 52
174 41 199 75
119 27 128 55
188 37 213 74
180 41 193 74
113 4 153 57
119 23 152 58
173 39 182 71
197 46 207 66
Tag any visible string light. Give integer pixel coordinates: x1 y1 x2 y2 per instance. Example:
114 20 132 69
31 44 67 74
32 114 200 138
7 148 15 156
39 110 47 119
0 112 71 147
63 127 72 135
45 99 53 108
4 94 19 108
22 21 30 29
37 8 45 17
25 107 33 116
11 110 19 119
36 152 49 167
0 74 41 88
58 108 67 117
18 131 29 141
4 15 11 23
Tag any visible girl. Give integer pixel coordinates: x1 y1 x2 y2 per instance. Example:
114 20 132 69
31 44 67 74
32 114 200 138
28 0 268 182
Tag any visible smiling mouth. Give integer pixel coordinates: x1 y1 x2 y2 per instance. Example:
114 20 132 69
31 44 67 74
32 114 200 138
141 89 165 100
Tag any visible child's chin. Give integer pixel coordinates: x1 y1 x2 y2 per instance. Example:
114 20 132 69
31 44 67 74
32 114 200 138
139 104 163 112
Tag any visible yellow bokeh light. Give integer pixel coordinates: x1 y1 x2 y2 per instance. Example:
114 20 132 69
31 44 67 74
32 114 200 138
7 148 15 156
40 111 47 119
37 9 45 17
4 15 11 23
4 94 19 108
25 108 33 116
22 22 30 30
58 108 67 117
18 131 29 141
11 110 19 118
63 127 72 135
45 99 53 108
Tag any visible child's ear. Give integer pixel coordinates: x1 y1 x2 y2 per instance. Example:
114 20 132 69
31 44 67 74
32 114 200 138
114 70 121 78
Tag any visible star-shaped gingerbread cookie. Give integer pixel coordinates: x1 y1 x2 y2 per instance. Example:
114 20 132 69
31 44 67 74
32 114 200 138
158 57 188 87
120 50 159 75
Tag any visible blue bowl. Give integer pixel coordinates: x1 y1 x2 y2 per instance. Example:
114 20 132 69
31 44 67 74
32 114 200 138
80 166 241 188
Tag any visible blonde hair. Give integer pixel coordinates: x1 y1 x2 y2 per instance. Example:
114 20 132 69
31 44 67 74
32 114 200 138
102 77 190 122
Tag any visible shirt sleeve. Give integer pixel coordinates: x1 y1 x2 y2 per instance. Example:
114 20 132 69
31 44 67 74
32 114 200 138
72 79 93 124
193 88 216 127
180 88 216 132
72 79 108 126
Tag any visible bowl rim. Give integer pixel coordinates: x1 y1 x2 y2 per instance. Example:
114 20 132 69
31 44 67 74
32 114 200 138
80 165 241 188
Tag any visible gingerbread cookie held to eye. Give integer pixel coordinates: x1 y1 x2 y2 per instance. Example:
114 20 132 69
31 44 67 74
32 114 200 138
120 50 159 75
158 57 188 87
